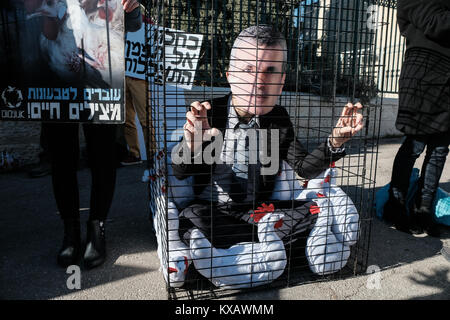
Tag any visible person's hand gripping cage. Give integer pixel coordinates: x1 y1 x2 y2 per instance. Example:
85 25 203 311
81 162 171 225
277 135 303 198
183 101 220 153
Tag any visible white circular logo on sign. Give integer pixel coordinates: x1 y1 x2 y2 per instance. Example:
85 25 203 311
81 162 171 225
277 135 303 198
2 86 23 109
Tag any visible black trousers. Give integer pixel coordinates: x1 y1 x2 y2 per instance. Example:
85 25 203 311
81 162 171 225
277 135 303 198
391 132 450 209
44 122 117 221
39 123 51 163
178 199 318 249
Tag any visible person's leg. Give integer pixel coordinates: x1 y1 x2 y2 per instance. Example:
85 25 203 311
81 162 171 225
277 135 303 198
40 122 51 162
129 77 156 162
123 77 142 162
29 123 52 178
83 123 117 221
179 201 257 249
46 123 80 219
390 135 427 200
414 132 450 236
384 135 426 232
82 123 118 269
45 122 81 267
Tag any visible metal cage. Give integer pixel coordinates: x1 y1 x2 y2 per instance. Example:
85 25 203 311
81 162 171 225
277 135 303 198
143 0 397 300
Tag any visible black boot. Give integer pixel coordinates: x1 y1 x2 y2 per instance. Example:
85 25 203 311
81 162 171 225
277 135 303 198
408 212 424 235
83 220 106 269
383 189 410 233
57 218 81 268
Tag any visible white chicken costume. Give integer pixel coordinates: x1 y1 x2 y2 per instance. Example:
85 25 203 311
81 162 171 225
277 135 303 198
302 166 359 275
151 159 360 288
153 197 191 288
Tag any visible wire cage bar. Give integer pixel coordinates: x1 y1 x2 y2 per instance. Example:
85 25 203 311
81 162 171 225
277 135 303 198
143 0 393 300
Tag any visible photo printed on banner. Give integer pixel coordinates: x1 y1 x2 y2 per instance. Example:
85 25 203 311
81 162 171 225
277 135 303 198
0 0 125 123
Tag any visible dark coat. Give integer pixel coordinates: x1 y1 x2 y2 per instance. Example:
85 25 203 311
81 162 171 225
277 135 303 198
396 0 450 135
172 94 345 200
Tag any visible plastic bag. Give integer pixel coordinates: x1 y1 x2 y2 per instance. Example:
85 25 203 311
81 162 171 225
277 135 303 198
375 168 450 226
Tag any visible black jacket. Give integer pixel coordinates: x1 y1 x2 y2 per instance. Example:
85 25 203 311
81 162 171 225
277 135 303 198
172 94 345 200
398 0 450 58
396 0 450 135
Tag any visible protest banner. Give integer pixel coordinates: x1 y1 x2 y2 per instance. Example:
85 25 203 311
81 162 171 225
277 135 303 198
0 0 125 123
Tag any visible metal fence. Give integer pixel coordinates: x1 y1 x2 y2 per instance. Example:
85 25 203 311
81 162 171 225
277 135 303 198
144 0 404 97
144 0 400 300
372 0 405 95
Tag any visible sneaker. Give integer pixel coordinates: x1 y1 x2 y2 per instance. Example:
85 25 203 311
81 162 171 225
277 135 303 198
120 155 142 166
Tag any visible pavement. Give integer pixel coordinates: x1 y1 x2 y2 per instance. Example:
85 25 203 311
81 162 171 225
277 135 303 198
0 137 449 300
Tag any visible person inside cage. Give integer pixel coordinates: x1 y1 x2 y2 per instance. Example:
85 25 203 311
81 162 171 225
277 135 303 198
171 25 364 261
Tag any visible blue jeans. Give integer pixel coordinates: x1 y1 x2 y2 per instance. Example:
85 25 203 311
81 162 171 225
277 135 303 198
391 132 450 210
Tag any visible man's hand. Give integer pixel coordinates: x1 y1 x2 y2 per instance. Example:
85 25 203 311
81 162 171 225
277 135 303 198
183 101 220 152
330 102 364 148
122 0 139 13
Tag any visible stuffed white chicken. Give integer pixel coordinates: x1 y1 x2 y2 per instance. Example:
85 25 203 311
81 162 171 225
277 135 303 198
306 195 351 275
189 212 287 289
153 197 192 288
305 166 359 246
304 166 359 275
